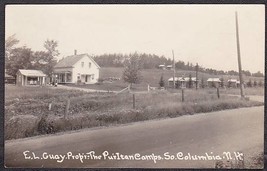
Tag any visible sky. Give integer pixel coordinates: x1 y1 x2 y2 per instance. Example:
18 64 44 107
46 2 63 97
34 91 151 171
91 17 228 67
5 5 265 73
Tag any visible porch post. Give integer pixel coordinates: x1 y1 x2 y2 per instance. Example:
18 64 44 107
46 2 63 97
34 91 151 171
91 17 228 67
65 72 67 83
25 76 27 85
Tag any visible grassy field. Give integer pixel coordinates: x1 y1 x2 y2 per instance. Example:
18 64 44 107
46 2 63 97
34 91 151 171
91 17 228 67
5 85 263 140
66 67 264 91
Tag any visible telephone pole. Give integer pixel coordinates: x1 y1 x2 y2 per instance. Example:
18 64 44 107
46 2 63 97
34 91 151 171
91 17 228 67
172 50 176 88
196 63 199 90
235 11 245 98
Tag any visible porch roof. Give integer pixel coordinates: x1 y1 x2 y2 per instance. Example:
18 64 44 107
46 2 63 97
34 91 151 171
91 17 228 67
18 69 46 77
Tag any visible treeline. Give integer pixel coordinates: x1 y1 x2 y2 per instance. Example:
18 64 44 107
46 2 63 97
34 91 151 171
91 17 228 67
93 53 264 77
93 53 173 69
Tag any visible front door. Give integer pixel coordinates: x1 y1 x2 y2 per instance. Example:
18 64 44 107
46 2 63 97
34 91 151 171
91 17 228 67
85 75 91 83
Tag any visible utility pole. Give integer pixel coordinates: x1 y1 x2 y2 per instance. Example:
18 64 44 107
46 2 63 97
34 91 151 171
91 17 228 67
235 11 245 98
195 63 199 90
172 50 176 88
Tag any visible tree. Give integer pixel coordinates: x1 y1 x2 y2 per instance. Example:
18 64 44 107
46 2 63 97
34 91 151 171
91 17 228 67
201 78 205 88
122 52 142 87
220 77 224 88
247 79 252 87
6 46 33 76
253 80 258 87
31 51 57 76
159 74 165 87
188 74 192 88
5 34 19 58
43 39 60 76
252 71 264 77
5 34 20 68
258 80 263 87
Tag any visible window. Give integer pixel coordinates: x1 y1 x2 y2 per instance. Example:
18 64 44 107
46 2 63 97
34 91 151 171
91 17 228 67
81 62 84 67
92 74 94 80
89 62 91 68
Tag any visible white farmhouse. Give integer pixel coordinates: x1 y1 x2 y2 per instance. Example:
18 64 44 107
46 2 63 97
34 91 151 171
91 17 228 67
53 53 100 84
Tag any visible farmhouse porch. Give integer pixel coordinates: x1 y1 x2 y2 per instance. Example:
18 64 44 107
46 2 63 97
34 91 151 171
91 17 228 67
53 72 94 84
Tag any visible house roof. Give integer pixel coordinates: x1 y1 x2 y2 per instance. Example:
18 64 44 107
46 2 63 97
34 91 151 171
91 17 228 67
182 77 197 81
168 77 198 81
18 69 46 77
207 78 221 82
5 73 14 78
228 79 238 82
54 53 100 68
168 77 179 81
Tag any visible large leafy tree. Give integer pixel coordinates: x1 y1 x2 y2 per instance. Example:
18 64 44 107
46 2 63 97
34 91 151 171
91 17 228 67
42 39 60 76
5 34 19 68
5 34 19 58
159 74 165 87
122 52 142 87
188 74 193 88
6 46 33 76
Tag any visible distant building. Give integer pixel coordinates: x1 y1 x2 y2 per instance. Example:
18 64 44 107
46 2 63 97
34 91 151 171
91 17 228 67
53 53 100 84
158 64 166 70
5 73 15 84
166 65 173 70
168 77 199 88
227 79 238 88
16 69 46 86
168 77 179 87
207 78 221 88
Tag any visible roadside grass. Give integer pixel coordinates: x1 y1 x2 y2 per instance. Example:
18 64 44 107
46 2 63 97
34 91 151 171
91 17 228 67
5 85 263 140
219 87 264 96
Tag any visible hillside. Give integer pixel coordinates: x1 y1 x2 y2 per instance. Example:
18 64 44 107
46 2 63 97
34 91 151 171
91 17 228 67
100 67 264 87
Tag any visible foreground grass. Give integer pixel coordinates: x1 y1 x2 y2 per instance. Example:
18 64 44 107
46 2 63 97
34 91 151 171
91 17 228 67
5 85 263 140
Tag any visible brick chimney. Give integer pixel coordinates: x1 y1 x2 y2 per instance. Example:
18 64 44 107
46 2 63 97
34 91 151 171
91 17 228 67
74 49 77 55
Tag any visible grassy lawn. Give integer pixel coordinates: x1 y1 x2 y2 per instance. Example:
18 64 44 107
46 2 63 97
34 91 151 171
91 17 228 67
5 85 263 140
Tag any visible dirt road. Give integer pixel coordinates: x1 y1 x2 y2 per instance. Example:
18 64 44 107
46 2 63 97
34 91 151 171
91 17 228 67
5 102 263 168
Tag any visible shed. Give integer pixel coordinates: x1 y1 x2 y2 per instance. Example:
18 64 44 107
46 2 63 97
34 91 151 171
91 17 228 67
207 78 221 88
16 69 46 86
227 79 238 88
5 73 15 84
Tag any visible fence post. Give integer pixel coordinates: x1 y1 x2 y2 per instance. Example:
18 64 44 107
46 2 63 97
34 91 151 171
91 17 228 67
48 103 52 111
64 99 70 119
133 94 136 109
148 84 150 92
182 89 185 102
217 88 220 99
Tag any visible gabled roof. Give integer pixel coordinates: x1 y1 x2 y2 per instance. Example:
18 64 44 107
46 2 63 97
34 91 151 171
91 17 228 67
207 78 221 82
228 79 238 82
168 77 198 82
54 53 100 68
18 69 46 77
168 77 179 81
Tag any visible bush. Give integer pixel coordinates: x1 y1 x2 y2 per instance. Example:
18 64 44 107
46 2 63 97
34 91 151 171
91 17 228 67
5 115 40 139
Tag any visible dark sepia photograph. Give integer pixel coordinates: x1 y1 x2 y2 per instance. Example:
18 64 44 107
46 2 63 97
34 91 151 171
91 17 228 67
4 4 264 169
